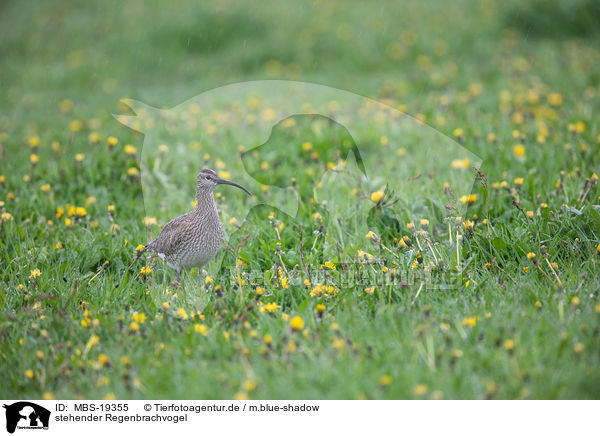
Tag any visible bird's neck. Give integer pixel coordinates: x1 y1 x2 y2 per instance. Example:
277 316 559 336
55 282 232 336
194 190 219 217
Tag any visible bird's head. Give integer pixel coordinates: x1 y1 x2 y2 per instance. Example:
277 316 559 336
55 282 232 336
196 168 252 196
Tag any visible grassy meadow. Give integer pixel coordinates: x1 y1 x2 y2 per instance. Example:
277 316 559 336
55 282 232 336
1 0 599 399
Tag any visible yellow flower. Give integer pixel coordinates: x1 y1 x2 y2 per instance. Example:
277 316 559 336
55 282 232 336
143 216 157 227
129 321 140 331
513 144 525 158
194 324 207 336
88 132 100 143
316 304 325 313
514 177 524 185
370 190 384 203
75 153 85 162
453 128 463 138
290 316 305 331
127 167 139 177
131 312 146 323
55 242 63 249
379 375 393 386
140 265 152 275
233 392 249 400
86 335 100 349
97 353 110 366
504 339 515 350
176 307 188 319
124 144 137 155
40 184 51 192
69 120 83 132
162 302 170 309
526 210 534 219
42 392 55 400
357 250 374 262
413 384 427 395
29 269 41 279
365 230 378 241
30 154 39 164
535 301 542 308
301 141 313 151
1 212 14 223
547 93 563 106
323 261 336 270
121 356 131 366
28 136 40 147
451 158 470 169
75 206 87 217
573 342 584 353
527 252 536 260
107 136 118 147
460 194 477 204
461 316 476 327
108 205 116 213
25 369 34 379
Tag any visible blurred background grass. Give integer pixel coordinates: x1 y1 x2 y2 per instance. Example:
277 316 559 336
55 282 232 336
1 0 598 129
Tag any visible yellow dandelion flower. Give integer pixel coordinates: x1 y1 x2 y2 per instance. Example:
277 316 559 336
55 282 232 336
513 144 525 158
547 93 563 106
504 339 515 350
323 261 336 270
28 136 40 147
370 190 384 203
413 384 427 395
461 316 476 327
290 316 305 331
451 158 470 169
460 194 477 204
69 120 83 132
107 136 118 147
379 375 393 386
176 307 188 319
75 153 85 162
30 154 39 164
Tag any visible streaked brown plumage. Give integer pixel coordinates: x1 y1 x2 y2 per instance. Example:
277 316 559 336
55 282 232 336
144 168 251 282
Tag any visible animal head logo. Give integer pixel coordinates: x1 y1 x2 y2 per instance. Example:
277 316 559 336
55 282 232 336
3 402 51 434
116 80 481 289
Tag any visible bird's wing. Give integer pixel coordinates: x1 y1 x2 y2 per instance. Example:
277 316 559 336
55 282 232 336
147 215 189 256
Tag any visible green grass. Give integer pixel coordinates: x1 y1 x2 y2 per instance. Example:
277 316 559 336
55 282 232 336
0 0 599 399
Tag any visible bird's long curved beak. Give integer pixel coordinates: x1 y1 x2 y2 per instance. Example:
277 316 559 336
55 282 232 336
216 177 252 196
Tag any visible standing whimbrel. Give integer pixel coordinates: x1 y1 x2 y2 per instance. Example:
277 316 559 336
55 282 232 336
142 168 251 283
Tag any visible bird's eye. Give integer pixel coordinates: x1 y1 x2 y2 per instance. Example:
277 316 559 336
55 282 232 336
205 176 211 180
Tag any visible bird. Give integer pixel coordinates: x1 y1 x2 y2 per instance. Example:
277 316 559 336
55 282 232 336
141 168 252 283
